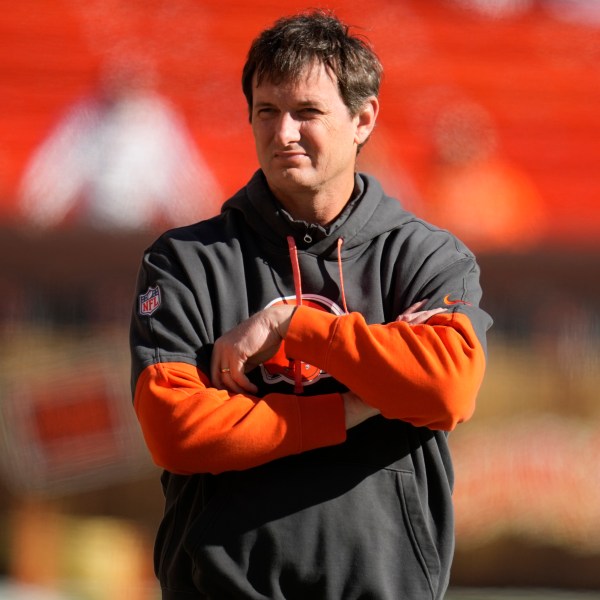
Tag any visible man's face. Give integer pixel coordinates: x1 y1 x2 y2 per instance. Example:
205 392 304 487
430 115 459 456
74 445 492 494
251 63 365 206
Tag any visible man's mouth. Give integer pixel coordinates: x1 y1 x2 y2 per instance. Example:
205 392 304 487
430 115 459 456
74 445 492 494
274 150 306 159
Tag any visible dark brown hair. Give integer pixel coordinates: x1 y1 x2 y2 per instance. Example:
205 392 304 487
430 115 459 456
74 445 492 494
242 10 382 121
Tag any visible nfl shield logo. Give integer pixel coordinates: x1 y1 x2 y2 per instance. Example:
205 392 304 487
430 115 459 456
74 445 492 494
139 286 161 316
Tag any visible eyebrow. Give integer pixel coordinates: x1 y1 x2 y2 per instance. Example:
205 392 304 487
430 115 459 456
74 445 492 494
296 100 324 108
253 99 325 110
253 101 276 109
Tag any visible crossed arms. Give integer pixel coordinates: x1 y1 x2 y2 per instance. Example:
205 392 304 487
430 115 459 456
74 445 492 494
210 300 446 429
133 300 486 475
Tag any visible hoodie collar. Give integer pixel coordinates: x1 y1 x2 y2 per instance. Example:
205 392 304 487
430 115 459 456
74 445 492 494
222 169 406 257
274 176 364 247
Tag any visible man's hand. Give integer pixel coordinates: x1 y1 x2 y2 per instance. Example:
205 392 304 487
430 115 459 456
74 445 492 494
343 391 380 429
396 299 446 324
211 305 296 394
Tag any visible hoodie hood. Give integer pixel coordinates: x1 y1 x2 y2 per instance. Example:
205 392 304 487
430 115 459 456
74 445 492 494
221 170 413 259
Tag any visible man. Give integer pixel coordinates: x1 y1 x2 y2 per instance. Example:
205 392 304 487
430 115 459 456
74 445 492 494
130 10 492 600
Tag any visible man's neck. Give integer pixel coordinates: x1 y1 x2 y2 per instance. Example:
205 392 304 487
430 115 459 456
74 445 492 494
270 176 357 227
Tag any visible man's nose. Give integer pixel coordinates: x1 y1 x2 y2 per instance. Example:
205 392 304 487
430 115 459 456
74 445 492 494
274 113 301 146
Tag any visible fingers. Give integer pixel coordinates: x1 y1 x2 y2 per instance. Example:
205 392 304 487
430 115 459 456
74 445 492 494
405 307 447 325
412 307 447 324
396 299 447 325
220 369 258 395
211 350 258 394
209 308 288 395
402 299 428 315
212 365 258 394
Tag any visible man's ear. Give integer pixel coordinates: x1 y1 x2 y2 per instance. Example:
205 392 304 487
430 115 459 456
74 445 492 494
354 97 379 146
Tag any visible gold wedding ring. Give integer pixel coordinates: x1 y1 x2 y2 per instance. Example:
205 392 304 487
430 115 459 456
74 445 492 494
220 367 231 374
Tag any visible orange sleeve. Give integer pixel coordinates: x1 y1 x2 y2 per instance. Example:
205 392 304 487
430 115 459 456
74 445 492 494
133 361 346 475
285 306 487 431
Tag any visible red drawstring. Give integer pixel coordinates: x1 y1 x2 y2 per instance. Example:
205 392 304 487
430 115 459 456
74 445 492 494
286 235 349 393
287 236 304 393
287 235 303 310
337 237 349 314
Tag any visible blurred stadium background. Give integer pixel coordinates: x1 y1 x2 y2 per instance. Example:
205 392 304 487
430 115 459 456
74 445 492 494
0 0 599 598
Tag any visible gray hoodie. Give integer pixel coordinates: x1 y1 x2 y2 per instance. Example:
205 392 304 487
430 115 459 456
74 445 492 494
130 169 492 599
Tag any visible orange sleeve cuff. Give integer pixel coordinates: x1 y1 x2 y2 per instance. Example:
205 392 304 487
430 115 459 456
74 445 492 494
286 305 339 365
